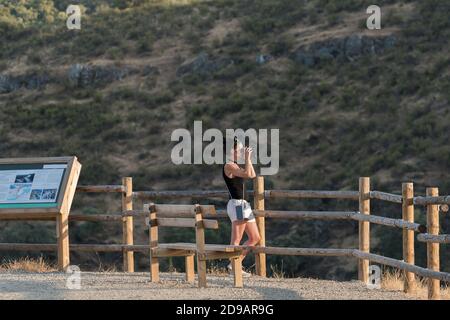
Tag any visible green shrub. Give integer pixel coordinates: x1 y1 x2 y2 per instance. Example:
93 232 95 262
268 36 293 57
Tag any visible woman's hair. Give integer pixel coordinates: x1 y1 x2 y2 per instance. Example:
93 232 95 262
223 136 242 153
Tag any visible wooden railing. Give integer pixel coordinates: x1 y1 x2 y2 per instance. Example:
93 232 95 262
0 176 448 299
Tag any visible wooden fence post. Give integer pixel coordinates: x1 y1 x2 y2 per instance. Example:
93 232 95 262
122 177 134 272
402 182 416 294
195 204 207 288
254 176 266 277
147 203 159 282
426 187 440 300
56 213 70 271
358 177 370 283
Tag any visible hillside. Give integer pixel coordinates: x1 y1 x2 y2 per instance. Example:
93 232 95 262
0 0 449 279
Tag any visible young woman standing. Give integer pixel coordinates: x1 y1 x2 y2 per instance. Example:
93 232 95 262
223 137 261 275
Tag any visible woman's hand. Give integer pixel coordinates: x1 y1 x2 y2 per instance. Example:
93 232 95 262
244 147 253 159
226 146 256 179
244 147 256 178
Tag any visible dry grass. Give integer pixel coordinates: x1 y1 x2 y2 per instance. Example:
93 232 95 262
285 2 415 48
382 269 450 300
207 261 257 276
0 257 57 273
95 263 119 273
206 18 241 46
208 263 229 276
270 263 285 279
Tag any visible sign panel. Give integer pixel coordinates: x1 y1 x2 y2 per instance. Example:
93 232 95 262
0 163 67 209
0 156 81 216
0 156 81 270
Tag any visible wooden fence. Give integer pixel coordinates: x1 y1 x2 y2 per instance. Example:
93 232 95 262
0 176 449 299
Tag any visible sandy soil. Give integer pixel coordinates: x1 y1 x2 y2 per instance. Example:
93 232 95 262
0 271 418 300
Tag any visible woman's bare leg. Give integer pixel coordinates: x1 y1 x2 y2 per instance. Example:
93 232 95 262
230 221 261 262
230 221 246 266
240 221 261 259
244 221 261 246
230 220 246 246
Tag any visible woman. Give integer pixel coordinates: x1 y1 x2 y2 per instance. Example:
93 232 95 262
223 137 261 276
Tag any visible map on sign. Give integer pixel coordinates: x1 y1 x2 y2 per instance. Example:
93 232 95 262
0 163 67 208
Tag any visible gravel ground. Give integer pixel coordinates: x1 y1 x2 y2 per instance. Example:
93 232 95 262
0 271 417 300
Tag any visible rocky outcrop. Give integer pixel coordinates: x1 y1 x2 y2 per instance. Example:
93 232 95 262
0 72 49 94
176 52 234 77
0 34 397 94
67 64 133 88
0 75 19 93
291 34 397 67
0 63 141 93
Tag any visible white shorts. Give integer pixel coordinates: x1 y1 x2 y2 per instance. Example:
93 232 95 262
226 199 256 223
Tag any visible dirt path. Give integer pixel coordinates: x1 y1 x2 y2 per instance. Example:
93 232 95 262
0 271 417 300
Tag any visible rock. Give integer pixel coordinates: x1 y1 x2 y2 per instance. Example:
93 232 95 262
256 54 273 65
176 52 234 77
0 72 49 94
291 51 316 67
0 64 135 93
316 46 336 60
383 35 397 49
0 75 17 93
344 35 363 57
291 34 397 67
68 64 131 88
21 73 50 90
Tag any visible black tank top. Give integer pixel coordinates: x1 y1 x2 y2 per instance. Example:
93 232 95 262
223 163 245 199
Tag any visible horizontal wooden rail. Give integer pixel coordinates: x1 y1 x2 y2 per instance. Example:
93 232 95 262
414 196 450 206
121 209 147 217
265 190 359 200
247 210 426 234
77 186 450 207
209 210 227 218
253 210 356 220
0 211 427 233
369 191 402 204
350 213 426 233
70 244 150 252
72 212 428 233
417 234 450 244
148 217 219 229
133 190 255 199
145 210 228 219
0 216 55 221
123 205 216 218
70 214 123 222
352 250 450 283
0 211 228 221
76 185 124 193
247 246 354 257
0 243 58 251
0 243 151 253
0 213 56 220
0 243 350 257
0 214 124 222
